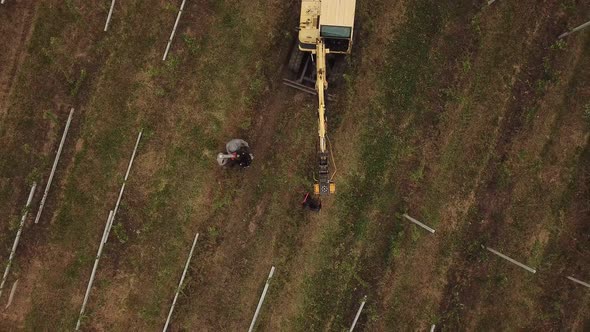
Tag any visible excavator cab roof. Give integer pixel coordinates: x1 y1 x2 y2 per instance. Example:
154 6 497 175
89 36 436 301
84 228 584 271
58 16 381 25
319 0 356 28
298 0 357 54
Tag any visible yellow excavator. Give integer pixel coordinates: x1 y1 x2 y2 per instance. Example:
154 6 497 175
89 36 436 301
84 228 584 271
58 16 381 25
284 0 357 196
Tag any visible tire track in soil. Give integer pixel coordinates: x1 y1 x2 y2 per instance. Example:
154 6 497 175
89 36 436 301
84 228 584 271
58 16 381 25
142 1 327 329
0 2 134 328
351 2 482 329
0 1 39 120
313 1 489 330
533 40 590 330
0 0 108 231
0 1 40 238
437 1 582 329
153 6 305 325
171 85 309 330
536 144 590 330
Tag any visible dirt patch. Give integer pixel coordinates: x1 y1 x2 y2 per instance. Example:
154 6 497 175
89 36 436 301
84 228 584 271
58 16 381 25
93 273 138 330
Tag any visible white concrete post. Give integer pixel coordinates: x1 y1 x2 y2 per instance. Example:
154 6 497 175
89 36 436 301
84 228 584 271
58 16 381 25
402 214 435 233
349 295 367 332
566 276 590 288
0 183 36 298
485 246 536 273
104 0 116 32
35 108 74 224
75 210 113 331
109 129 142 233
248 266 275 332
5 279 18 308
163 232 200 332
163 0 188 61
559 19 590 39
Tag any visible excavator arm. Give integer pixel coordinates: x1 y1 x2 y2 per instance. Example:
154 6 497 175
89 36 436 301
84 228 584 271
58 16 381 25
290 0 356 197
314 39 335 195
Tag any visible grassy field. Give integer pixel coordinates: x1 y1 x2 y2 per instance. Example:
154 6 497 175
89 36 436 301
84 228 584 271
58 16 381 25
0 0 589 330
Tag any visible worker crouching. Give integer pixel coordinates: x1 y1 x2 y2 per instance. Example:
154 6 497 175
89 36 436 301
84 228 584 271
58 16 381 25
217 139 254 168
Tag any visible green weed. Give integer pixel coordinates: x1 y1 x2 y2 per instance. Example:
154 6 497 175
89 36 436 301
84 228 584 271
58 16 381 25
462 58 472 74
550 39 567 51
43 110 59 124
112 223 129 244
583 103 590 127
497 163 513 189
182 34 202 55
207 226 220 242
70 68 87 97
410 161 425 182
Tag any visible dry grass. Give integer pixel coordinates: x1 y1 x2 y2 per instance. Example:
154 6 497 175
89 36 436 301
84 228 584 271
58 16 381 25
0 0 588 330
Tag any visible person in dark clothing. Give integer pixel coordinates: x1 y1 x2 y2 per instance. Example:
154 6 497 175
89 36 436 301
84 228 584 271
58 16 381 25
235 147 253 168
217 139 254 168
302 192 321 212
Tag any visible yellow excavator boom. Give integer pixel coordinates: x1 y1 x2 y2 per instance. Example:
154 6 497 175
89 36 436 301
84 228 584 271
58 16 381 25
316 39 328 153
293 0 356 196
313 39 335 196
